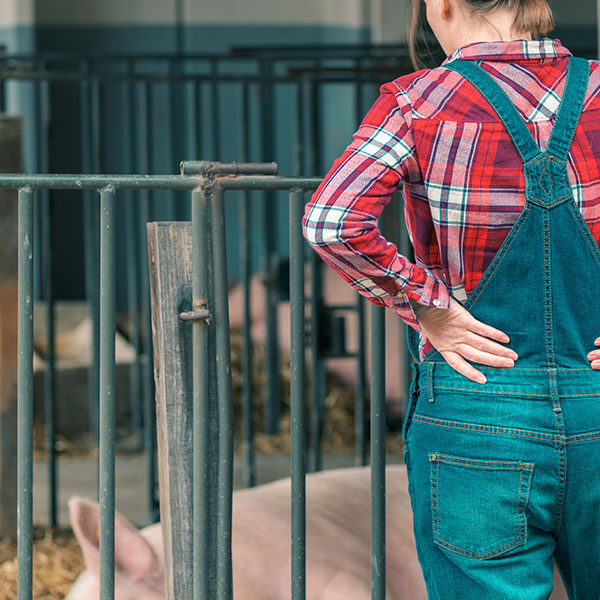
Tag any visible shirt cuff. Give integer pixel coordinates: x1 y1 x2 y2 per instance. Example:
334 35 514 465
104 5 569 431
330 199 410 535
380 280 451 334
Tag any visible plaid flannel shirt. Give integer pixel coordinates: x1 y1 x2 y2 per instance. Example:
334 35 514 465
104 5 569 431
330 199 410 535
302 37 600 361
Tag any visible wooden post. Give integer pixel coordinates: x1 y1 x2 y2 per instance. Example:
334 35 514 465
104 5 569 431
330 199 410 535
0 116 22 542
147 221 219 599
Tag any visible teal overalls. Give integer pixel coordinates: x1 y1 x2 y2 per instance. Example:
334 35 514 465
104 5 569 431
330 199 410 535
402 55 600 599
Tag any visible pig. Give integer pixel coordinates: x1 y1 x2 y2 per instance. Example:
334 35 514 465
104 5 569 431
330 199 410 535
66 464 569 600
228 268 419 417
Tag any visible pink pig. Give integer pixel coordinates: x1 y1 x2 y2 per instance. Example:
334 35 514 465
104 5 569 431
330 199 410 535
66 465 569 599
228 268 410 407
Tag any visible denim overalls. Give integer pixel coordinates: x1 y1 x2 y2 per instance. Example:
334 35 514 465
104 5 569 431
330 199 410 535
403 55 600 599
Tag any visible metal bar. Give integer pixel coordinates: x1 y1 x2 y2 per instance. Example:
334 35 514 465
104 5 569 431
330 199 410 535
166 59 179 221
210 58 221 159
181 161 278 176
192 186 210 599
355 295 367 466
289 188 306 600
258 56 280 436
124 195 142 443
17 186 34 600
370 304 386 600
99 185 116 599
0 174 322 190
35 74 58 523
239 82 255 489
80 60 100 451
42 191 57 525
309 250 323 473
138 80 158 523
293 78 304 177
210 185 234 599
123 61 142 446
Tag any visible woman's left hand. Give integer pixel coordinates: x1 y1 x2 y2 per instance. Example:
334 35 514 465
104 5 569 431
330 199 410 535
587 338 600 368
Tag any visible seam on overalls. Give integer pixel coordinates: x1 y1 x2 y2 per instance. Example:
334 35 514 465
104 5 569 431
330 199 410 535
543 209 554 366
413 414 557 441
433 384 547 396
549 370 567 536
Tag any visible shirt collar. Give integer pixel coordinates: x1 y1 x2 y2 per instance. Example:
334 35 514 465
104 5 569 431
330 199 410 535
440 37 572 66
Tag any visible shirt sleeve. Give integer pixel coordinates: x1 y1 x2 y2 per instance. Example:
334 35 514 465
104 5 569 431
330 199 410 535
301 80 452 334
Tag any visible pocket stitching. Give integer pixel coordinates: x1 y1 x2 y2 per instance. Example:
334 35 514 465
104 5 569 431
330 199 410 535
430 453 534 560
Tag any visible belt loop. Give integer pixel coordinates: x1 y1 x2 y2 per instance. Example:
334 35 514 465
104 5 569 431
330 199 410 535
409 361 419 395
425 362 435 403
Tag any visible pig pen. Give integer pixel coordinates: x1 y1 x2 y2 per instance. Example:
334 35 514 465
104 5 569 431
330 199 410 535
1 326 405 599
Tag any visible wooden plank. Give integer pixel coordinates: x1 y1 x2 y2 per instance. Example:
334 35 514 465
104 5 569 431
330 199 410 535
0 116 21 541
147 221 218 599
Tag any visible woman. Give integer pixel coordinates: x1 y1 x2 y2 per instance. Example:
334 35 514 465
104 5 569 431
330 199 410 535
301 0 600 596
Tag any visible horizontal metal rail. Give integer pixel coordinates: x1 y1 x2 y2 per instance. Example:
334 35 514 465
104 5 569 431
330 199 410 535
0 174 322 190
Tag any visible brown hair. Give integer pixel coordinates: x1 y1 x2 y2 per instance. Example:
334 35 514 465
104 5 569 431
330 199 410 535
406 0 555 71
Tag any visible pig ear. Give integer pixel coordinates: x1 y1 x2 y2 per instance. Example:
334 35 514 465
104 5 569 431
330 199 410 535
68 495 161 583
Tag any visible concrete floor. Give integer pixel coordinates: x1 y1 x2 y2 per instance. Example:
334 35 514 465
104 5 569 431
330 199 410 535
33 451 405 528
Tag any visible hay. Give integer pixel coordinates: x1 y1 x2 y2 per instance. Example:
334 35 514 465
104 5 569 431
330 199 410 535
229 327 405 455
0 526 84 600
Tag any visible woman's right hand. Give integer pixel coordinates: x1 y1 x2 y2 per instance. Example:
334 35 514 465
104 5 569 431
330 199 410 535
417 296 518 384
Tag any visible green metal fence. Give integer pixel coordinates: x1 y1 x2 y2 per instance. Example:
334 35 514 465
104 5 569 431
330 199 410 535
11 159 405 599
1 47 422 522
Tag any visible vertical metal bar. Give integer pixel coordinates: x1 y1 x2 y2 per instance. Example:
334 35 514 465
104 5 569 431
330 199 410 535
355 295 367 466
194 80 203 160
192 186 210 599
138 80 158 523
99 185 116 599
36 75 58 523
259 57 280 436
122 61 142 446
42 192 57 525
210 58 221 159
293 78 305 177
188 80 199 160
370 304 386 600
239 82 255 488
166 58 178 221
80 60 100 451
308 252 324 473
17 186 34 600
290 188 306 600
210 185 234 600
307 65 325 472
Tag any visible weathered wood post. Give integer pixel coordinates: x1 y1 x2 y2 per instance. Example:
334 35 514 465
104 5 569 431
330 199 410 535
147 221 219 599
0 116 22 542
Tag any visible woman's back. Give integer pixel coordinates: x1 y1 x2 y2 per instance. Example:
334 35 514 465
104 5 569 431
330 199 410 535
302 37 600 360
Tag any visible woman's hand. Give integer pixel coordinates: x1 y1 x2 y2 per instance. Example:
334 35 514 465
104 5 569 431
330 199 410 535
587 338 600 369
417 296 518 384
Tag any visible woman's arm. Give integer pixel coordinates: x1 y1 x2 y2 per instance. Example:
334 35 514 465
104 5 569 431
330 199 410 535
302 81 451 335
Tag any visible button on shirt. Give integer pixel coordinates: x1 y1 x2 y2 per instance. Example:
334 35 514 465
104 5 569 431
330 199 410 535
302 37 600 361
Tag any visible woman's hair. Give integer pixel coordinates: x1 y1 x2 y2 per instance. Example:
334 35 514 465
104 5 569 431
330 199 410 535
406 0 555 70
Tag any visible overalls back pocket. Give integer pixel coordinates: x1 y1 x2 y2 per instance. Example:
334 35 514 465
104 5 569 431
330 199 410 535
429 452 535 559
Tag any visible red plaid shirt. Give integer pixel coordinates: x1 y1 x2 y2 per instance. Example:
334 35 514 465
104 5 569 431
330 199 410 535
302 37 600 361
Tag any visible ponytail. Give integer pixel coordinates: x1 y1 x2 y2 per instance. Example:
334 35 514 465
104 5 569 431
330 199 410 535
407 0 555 72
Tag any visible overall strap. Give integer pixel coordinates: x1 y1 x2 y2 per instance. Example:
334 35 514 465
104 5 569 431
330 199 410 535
545 56 589 161
443 58 541 163
442 56 589 164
